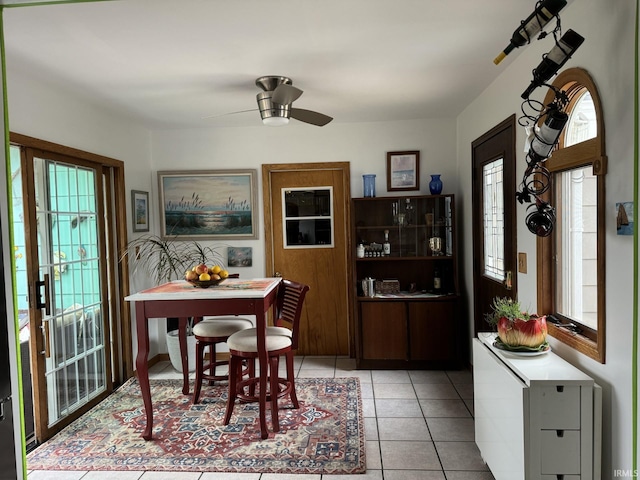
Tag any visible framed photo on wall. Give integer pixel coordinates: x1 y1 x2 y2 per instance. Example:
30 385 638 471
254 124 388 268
131 190 150 232
157 169 258 240
386 151 420 192
227 246 253 267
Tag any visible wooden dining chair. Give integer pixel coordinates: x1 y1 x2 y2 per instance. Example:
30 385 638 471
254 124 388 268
223 279 309 434
192 316 253 404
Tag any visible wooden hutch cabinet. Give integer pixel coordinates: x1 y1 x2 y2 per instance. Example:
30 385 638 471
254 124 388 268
352 194 461 369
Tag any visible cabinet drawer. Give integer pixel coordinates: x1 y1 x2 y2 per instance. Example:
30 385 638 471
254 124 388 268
541 476 580 479
540 430 581 474
537 385 581 430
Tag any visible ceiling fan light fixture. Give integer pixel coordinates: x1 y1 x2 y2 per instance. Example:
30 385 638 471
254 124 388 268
262 116 290 126
257 91 291 126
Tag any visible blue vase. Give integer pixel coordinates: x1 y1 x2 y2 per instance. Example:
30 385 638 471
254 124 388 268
363 174 376 197
429 174 443 195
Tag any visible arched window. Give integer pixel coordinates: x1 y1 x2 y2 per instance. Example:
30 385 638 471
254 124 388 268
537 68 607 363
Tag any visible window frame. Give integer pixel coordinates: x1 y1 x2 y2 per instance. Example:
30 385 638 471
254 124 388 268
536 68 607 363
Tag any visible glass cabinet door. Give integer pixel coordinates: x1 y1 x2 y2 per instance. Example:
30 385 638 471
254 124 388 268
353 195 454 258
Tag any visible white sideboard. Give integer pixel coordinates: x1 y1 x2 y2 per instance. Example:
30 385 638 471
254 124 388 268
473 333 602 480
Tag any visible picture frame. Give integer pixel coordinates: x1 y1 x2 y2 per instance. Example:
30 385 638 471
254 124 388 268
131 190 150 232
157 169 258 240
386 151 420 192
227 246 253 267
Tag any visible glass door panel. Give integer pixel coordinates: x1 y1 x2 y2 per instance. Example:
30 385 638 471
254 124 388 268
482 158 505 282
34 157 107 425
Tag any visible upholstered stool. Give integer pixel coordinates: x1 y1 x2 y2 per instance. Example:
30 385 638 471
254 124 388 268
223 280 309 435
192 316 253 404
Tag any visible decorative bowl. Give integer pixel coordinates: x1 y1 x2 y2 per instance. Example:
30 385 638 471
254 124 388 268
186 278 225 288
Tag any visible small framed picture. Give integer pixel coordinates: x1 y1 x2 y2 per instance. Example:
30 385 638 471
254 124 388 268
227 247 253 267
386 151 420 192
131 190 150 232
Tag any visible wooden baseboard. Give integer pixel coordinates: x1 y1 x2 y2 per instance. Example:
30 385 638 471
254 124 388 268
133 352 231 377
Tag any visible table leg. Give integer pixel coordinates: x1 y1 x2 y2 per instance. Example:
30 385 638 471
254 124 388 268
178 317 190 395
135 303 153 440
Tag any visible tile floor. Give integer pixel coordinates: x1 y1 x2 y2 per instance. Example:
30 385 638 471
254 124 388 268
27 356 495 480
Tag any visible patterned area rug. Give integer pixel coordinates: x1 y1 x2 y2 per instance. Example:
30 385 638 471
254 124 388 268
27 377 365 475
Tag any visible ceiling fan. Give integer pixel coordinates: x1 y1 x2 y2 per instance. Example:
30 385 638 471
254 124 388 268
215 76 333 127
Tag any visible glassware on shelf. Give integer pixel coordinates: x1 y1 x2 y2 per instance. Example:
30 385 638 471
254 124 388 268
404 198 414 225
429 236 443 256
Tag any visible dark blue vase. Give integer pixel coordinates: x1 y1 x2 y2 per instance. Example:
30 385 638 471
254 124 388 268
429 174 443 195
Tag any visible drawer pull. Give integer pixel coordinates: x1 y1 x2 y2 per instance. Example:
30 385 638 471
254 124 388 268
556 430 564 437
556 385 564 392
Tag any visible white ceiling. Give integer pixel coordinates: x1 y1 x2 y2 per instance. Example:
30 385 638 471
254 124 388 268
3 0 539 129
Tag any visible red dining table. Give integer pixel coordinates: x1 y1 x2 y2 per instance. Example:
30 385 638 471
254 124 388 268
124 277 281 440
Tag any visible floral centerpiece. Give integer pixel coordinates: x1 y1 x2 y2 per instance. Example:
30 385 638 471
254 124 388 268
485 297 549 352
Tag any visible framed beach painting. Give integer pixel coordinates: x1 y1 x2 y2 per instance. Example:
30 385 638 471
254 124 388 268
131 190 150 232
386 151 420 192
157 169 258 240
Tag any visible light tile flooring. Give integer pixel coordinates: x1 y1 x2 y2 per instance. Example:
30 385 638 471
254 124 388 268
27 356 495 480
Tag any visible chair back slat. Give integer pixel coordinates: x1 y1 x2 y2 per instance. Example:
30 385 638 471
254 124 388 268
274 279 309 350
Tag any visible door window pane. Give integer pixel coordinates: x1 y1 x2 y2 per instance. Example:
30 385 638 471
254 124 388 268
483 159 505 281
554 166 598 329
282 188 334 248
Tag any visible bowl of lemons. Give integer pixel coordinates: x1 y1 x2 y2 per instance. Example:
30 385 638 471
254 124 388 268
184 263 230 288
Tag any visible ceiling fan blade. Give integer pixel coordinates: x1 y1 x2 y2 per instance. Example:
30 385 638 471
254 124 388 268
202 108 257 120
291 108 333 127
272 84 303 105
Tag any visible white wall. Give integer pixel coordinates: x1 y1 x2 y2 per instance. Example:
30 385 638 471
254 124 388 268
457 0 636 475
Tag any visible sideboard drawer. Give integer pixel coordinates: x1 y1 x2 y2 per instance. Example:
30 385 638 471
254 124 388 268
540 430 581 474
538 384 581 430
541 476 581 479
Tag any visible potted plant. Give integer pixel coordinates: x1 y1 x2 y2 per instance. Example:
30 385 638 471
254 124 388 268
122 234 225 371
485 297 549 352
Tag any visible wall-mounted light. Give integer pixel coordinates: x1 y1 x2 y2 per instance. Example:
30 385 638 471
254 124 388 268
494 0 567 65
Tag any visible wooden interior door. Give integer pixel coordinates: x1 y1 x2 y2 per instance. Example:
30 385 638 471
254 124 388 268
471 115 518 335
263 163 351 356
